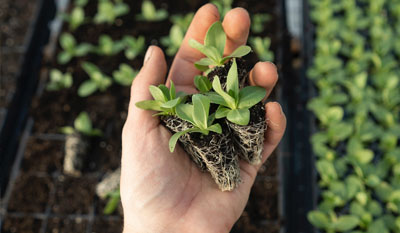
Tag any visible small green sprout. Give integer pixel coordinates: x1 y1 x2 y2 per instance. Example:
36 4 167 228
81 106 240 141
307 211 360 232
135 81 186 116
57 33 93 65
95 35 125 56
211 0 233 18
60 111 103 137
112 64 138 86
208 59 266 125
122 36 145 60
189 21 251 71
103 189 120 215
161 13 194 56
251 14 271 33
46 69 73 91
194 75 212 93
169 94 222 152
94 0 130 25
136 0 168 22
250 37 274 61
78 62 112 97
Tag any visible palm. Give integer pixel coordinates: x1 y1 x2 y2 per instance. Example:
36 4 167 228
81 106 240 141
121 4 286 233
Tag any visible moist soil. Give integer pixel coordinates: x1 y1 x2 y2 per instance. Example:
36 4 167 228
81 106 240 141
4 0 283 232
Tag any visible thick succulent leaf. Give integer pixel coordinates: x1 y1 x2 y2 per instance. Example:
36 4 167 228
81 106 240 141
149 85 167 102
212 77 236 109
205 21 226 56
192 94 210 129
194 75 212 93
215 106 230 119
227 108 250 125
135 100 163 111
176 104 195 125
238 86 266 109
226 58 239 100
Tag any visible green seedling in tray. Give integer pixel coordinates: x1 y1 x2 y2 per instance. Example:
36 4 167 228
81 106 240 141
250 36 274 62
57 33 93 65
46 69 73 91
95 35 125 56
78 62 112 97
94 0 130 25
136 0 168 22
112 63 138 86
122 36 145 60
60 111 102 137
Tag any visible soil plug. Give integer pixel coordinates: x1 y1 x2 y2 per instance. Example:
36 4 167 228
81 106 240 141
96 167 121 200
60 112 102 177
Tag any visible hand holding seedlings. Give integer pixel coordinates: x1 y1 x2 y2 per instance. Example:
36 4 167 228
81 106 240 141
121 4 286 233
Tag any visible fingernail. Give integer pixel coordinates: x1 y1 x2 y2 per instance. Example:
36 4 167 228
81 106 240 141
144 46 153 65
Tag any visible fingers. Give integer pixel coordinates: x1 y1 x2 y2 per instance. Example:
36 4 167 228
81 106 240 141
167 4 220 89
249 62 278 99
126 46 167 127
222 7 251 56
260 102 286 164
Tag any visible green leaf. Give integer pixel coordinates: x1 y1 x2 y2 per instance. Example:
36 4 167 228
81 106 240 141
78 80 98 97
149 85 167 102
59 126 75 135
135 100 163 111
57 51 72 64
207 123 222 134
226 58 239 100
367 219 388 233
158 85 170 100
60 33 76 51
238 86 266 109
169 128 196 152
204 21 226 56
307 211 331 229
103 189 120 215
74 112 92 135
206 92 228 105
212 77 236 109
176 104 195 124
195 57 215 66
194 75 212 93
189 39 220 63
333 216 359 232
192 94 210 129
215 106 230 118
89 128 103 137
75 43 92 56
161 98 180 109
226 45 252 58
317 160 338 182
227 108 250 125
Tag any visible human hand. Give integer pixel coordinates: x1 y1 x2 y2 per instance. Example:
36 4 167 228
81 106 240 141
121 4 286 233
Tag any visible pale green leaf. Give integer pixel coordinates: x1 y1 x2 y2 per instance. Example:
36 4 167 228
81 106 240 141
227 108 250 125
78 80 98 97
212 77 236 109
135 100 163 111
161 98 180 109
238 86 266 109
194 75 212 93
149 85 167 102
226 58 239 100
226 45 251 58
59 126 75 135
204 21 226 56
192 94 210 129
215 106 230 119
206 92 228 106
169 129 196 152
333 215 359 232
176 104 195 124
207 123 222 134
74 112 92 135
307 210 331 229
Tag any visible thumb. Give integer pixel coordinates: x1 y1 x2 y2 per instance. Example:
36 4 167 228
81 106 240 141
126 46 167 128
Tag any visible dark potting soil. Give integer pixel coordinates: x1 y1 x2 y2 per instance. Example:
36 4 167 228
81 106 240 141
7 174 53 213
1 217 42 233
20 138 64 174
45 217 88 233
51 176 96 214
91 217 123 233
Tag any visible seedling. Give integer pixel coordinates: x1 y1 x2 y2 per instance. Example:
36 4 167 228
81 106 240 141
135 81 186 116
60 112 102 137
251 14 271 33
189 21 251 71
46 69 73 91
169 94 222 152
94 0 130 25
122 36 145 60
161 13 194 56
112 63 138 86
250 37 274 61
78 62 112 97
57 33 93 64
208 59 266 125
170 13 194 30
136 0 168 22
95 35 125 56
211 0 233 18
194 75 212 93
103 189 120 215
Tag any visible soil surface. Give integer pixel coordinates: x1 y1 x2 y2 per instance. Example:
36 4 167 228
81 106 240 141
3 0 283 232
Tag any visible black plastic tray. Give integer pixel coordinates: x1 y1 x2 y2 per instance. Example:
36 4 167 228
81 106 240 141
0 0 57 196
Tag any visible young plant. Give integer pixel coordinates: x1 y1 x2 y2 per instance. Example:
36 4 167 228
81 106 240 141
78 62 112 97
208 59 266 125
194 75 212 93
189 21 251 71
57 33 93 65
61 4 86 31
170 13 194 30
135 81 186 116
46 69 73 91
103 189 120 215
161 13 194 56
250 37 274 61
251 14 271 33
94 0 130 25
136 0 168 22
60 111 102 137
122 36 145 60
112 63 138 86
169 94 222 152
95 35 125 56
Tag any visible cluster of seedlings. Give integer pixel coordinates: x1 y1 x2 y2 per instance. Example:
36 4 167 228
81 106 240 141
136 22 267 191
